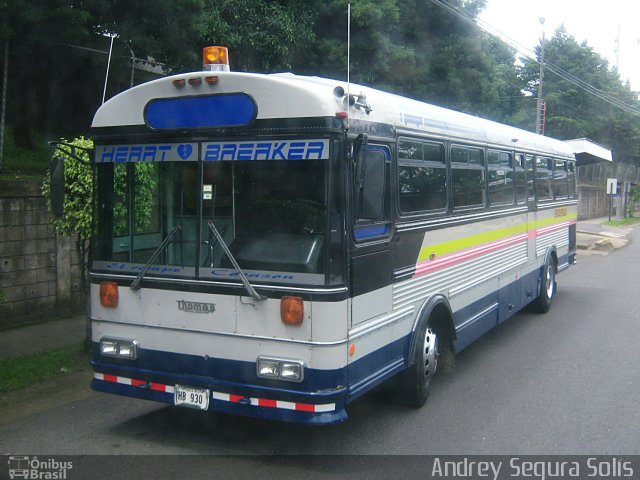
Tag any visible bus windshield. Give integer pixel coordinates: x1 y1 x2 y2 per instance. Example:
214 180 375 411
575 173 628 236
93 142 339 287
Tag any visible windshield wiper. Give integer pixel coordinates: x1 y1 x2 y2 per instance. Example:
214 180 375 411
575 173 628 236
130 225 182 291
207 220 266 301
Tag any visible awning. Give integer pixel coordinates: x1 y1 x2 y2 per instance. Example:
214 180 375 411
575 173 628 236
564 138 613 165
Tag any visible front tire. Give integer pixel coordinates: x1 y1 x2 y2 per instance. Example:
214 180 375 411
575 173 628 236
400 321 439 407
530 256 556 313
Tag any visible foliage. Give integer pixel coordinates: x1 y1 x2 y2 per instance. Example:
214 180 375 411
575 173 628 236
41 137 94 241
518 26 640 165
5 0 640 168
200 0 317 72
112 163 157 235
0 342 88 393
0 128 49 178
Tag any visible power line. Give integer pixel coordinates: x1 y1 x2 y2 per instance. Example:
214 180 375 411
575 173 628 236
429 0 640 118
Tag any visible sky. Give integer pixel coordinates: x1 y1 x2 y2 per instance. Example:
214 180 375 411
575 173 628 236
477 0 640 90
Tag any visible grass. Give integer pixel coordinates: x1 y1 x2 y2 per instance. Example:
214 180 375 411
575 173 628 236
604 217 640 227
0 127 50 180
0 342 89 393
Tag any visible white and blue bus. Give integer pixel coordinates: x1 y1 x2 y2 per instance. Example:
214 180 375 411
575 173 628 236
83 47 577 424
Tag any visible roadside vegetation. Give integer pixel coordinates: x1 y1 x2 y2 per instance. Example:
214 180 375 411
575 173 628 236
0 342 89 393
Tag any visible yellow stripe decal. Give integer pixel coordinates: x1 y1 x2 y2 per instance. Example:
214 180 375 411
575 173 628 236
417 213 577 262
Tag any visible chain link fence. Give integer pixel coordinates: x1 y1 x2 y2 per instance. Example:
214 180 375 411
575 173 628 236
0 34 165 169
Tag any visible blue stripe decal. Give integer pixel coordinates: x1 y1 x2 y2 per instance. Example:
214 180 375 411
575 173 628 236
145 94 256 129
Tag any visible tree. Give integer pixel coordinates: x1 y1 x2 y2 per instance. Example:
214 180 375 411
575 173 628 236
519 26 640 165
199 0 316 72
2 0 206 149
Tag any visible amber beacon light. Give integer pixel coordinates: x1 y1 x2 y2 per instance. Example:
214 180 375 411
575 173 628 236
203 46 230 72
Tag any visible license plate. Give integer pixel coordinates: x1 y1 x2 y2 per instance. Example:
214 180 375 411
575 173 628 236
174 385 210 410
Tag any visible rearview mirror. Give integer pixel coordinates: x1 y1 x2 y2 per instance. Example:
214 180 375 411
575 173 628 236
49 155 65 217
353 133 368 189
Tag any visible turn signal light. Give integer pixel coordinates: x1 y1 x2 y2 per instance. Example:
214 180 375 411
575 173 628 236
280 296 304 325
100 281 119 308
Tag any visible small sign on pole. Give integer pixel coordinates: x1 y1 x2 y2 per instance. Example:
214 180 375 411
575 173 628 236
606 178 618 221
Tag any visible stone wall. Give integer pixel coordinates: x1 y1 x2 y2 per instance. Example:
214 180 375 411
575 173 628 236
0 180 82 328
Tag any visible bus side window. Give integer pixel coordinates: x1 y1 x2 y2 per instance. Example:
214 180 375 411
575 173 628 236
515 153 527 205
487 150 514 206
353 146 391 242
553 159 569 199
525 154 535 203
451 145 485 209
535 157 553 201
567 161 577 198
397 139 447 214
355 149 386 219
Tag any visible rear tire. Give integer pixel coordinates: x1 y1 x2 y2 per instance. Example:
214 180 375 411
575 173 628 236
530 256 556 313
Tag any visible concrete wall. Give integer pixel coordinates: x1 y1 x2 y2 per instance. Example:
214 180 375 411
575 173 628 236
578 186 607 220
0 180 82 328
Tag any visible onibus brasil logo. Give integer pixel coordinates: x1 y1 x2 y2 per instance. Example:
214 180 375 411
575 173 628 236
7 456 72 479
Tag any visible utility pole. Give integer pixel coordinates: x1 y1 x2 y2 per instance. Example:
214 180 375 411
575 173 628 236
535 17 546 135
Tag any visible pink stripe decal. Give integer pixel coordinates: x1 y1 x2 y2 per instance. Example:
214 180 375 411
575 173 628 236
414 233 527 278
413 219 576 279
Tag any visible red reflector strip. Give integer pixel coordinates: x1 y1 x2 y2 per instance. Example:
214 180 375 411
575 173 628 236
295 403 316 412
94 373 336 413
229 394 245 403
258 398 277 408
94 372 174 393
211 391 335 413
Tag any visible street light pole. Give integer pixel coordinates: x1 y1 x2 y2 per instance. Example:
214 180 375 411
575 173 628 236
535 17 546 135
102 33 116 105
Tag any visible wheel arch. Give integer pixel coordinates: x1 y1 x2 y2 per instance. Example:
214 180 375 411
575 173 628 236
407 295 455 366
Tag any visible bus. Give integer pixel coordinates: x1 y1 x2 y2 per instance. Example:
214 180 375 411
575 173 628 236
72 46 577 425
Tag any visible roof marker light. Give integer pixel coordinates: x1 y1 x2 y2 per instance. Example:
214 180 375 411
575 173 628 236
203 46 230 72
173 78 186 87
188 77 202 86
205 75 219 85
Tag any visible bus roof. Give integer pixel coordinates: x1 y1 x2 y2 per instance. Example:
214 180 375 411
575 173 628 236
93 71 575 159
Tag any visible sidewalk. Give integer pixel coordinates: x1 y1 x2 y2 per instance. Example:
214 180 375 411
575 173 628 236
576 216 636 254
0 314 87 361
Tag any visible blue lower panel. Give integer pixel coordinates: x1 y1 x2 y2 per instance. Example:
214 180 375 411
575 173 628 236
346 335 410 402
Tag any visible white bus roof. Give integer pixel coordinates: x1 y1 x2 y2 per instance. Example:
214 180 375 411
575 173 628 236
93 71 575 159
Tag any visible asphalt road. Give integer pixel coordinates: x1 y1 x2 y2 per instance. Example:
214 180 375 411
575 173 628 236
1 229 639 475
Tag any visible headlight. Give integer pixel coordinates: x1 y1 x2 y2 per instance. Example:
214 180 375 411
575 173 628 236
100 338 138 360
256 357 304 382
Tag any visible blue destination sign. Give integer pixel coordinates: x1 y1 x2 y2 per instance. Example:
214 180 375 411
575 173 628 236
96 143 197 163
95 140 329 163
202 139 329 161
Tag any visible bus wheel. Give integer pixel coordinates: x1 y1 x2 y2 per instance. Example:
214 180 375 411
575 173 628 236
531 257 556 313
400 320 439 407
